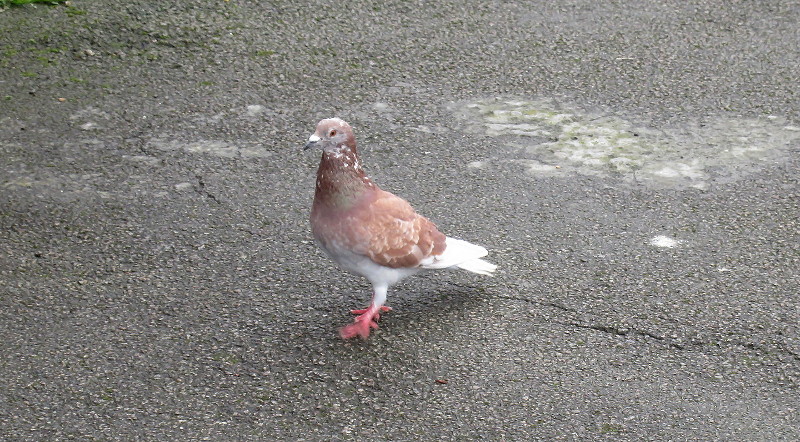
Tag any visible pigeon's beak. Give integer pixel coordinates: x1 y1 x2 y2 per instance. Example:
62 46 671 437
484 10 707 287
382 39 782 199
303 134 321 151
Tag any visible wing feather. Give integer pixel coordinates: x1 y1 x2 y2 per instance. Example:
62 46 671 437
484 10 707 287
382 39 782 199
349 190 445 268
311 189 447 269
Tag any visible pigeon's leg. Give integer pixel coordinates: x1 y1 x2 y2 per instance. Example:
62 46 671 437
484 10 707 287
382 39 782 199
340 284 389 339
350 306 392 315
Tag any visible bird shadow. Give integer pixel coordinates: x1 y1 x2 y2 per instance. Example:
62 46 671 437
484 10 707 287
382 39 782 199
370 279 488 337
395 280 484 316
262 276 490 352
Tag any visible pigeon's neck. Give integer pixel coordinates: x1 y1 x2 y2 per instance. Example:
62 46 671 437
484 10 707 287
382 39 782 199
314 145 376 210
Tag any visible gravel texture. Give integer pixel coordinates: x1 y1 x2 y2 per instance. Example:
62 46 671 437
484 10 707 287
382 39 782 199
1 1 798 439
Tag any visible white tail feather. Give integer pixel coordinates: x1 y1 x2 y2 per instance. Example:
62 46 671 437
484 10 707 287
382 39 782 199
456 258 497 276
420 237 497 275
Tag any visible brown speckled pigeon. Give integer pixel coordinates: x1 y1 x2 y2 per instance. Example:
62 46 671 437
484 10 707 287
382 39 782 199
304 118 497 339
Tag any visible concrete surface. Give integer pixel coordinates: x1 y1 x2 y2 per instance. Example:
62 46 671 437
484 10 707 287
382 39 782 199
1 0 798 439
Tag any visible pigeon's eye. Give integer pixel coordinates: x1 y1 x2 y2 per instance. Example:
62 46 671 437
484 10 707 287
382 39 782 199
329 129 338 137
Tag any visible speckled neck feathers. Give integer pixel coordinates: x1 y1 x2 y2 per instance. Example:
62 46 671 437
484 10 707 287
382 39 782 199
314 143 376 211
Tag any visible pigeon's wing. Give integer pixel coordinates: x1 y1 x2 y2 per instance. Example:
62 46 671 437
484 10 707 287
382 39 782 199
347 190 446 269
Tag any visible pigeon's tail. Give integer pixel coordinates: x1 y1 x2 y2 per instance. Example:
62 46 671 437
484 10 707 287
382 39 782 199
456 258 497 276
420 237 497 275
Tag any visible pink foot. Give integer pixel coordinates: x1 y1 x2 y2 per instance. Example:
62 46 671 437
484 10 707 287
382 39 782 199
339 305 391 340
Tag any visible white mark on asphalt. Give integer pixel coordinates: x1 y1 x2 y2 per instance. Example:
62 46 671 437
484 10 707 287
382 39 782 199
649 235 680 248
246 104 266 117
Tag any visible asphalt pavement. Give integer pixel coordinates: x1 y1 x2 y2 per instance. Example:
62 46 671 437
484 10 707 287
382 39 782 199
1 1 798 440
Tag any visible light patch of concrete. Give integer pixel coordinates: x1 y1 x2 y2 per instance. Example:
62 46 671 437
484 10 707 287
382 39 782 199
122 155 162 166
70 106 111 121
453 98 800 190
246 104 266 117
148 138 270 159
3 177 35 188
410 125 449 134
514 159 561 175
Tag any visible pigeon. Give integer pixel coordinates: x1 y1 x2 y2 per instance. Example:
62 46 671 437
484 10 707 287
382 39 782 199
304 118 497 339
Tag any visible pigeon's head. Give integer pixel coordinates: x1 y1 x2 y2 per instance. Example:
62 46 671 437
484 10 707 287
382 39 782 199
304 118 356 154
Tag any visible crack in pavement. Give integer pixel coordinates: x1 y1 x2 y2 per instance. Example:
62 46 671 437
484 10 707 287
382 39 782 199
776 343 800 362
194 174 221 204
494 294 800 365
567 321 685 350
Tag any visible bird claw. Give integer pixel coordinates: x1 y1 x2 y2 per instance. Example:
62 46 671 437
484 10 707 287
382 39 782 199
340 305 391 339
339 317 377 339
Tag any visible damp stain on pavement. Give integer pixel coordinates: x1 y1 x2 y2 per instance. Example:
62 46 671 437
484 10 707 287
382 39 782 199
454 98 800 190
